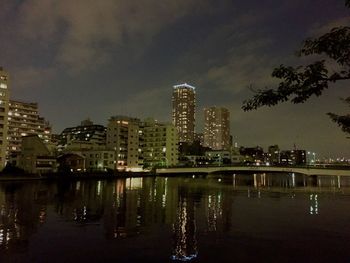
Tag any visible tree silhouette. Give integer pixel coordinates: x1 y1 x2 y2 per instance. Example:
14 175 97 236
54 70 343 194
242 0 350 135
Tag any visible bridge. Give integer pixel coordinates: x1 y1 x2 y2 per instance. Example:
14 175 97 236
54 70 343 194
156 166 350 176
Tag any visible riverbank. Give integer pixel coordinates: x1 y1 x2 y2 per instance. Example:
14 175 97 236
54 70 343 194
0 171 154 181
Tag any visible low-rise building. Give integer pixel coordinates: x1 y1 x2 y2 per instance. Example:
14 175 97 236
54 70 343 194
58 149 115 172
239 146 265 164
205 150 232 165
59 119 106 151
82 149 115 171
280 150 306 165
267 145 280 165
57 153 85 172
18 135 56 174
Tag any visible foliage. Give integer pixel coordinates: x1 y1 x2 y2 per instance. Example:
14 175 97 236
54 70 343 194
242 1 350 134
327 97 350 134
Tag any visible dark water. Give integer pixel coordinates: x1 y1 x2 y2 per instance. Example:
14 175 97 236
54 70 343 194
0 173 350 262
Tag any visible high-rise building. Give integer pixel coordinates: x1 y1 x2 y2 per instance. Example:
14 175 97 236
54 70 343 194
203 107 230 150
142 118 179 168
0 67 10 169
107 116 142 170
7 100 52 158
172 83 196 144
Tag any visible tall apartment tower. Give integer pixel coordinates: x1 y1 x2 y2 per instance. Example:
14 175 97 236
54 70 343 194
0 67 10 169
106 116 142 170
7 100 52 157
172 83 196 144
203 107 230 150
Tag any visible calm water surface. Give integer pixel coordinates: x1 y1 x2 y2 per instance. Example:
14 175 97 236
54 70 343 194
0 173 350 262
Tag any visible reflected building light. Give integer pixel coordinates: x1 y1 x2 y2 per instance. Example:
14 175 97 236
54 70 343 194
97 181 102 196
153 187 157 201
39 207 46 223
254 174 257 188
261 173 266 187
206 194 223 232
163 178 168 207
0 229 3 245
76 181 81 191
83 206 87 219
171 197 198 261
126 178 143 190
309 194 319 215
162 194 166 208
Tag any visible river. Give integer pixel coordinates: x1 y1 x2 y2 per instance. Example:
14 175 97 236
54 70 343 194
0 173 350 262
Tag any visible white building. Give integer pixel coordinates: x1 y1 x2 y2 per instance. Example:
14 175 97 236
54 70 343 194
107 116 142 171
142 118 179 167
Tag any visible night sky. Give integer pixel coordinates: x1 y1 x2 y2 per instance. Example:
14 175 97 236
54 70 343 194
0 0 349 158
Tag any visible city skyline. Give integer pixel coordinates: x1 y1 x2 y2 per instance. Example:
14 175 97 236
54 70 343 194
0 0 349 158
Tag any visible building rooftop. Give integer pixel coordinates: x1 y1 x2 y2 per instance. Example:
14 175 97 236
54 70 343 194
173 83 196 90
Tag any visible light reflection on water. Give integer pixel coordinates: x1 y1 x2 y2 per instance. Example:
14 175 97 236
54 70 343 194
0 173 350 262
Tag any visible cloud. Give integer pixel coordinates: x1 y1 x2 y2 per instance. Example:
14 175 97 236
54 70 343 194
14 67 56 90
206 39 276 92
16 0 214 73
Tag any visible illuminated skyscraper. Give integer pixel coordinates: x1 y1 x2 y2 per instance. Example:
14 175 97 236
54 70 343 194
0 67 10 169
203 107 230 150
172 83 195 144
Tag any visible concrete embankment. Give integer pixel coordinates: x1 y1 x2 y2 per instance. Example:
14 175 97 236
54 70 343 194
156 166 350 176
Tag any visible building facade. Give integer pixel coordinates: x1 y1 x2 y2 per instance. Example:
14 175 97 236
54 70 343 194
203 107 230 150
280 150 306 165
142 118 179 168
267 145 280 165
82 149 115 171
59 119 106 151
7 100 51 158
107 116 142 170
18 135 57 174
0 67 10 169
172 83 196 144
